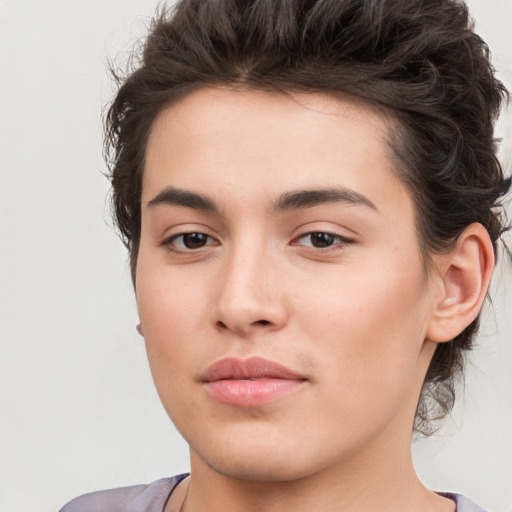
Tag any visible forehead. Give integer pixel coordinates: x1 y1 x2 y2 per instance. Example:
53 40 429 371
143 87 411 219
146 87 391 163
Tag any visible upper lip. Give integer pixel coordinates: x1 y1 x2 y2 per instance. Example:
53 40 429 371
200 356 306 382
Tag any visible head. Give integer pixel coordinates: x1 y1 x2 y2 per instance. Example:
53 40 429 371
105 0 509 454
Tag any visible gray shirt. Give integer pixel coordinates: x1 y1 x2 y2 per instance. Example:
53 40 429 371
59 474 487 512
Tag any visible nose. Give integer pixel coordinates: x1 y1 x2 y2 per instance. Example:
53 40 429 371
213 244 288 337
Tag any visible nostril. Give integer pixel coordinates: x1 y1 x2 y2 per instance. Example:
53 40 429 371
215 318 273 333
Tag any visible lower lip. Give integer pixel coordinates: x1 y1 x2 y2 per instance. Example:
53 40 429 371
203 378 305 407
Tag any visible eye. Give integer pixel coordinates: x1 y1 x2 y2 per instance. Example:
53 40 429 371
162 232 218 252
293 231 353 250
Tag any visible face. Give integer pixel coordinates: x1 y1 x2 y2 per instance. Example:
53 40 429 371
136 88 439 481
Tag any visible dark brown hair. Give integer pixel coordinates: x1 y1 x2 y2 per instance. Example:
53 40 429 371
104 0 510 433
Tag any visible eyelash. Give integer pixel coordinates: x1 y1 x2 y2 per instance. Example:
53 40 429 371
292 231 354 251
161 232 218 254
161 230 354 254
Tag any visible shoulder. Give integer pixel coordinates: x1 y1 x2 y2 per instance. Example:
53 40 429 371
59 475 188 512
438 492 488 512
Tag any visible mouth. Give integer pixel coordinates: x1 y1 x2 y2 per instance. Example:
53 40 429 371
200 356 308 407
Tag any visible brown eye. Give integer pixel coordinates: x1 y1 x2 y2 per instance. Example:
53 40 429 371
293 231 354 250
180 232 209 249
309 233 337 248
164 232 218 252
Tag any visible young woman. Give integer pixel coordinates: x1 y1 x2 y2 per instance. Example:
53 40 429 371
60 0 510 510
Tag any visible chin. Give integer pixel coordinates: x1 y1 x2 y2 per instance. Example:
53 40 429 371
200 450 315 482
189 433 333 483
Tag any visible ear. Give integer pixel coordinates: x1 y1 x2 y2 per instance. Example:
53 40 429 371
427 223 495 343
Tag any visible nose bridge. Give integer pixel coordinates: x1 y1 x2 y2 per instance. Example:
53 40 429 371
214 232 286 334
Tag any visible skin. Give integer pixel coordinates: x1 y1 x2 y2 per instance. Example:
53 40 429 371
135 87 491 512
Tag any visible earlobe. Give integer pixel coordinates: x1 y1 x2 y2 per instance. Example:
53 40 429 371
427 223 495 343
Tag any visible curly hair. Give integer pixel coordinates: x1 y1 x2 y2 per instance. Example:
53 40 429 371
104 0 510 433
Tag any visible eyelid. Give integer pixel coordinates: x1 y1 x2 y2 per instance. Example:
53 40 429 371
291 230 355 251
160 230 220 254
158 222 218 245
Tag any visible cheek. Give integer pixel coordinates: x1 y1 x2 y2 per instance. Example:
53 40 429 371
135 257 208 396
298 253 427 334
137 246 210 336
295 253 430 402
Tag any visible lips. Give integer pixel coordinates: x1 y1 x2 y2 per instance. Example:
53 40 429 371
201 357 307 407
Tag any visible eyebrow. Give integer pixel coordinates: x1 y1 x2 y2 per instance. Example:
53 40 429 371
269 186 378 213
146 185 378 214
147 187 220 213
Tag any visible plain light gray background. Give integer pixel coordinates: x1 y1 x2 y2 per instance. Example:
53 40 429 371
0 1 511 511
